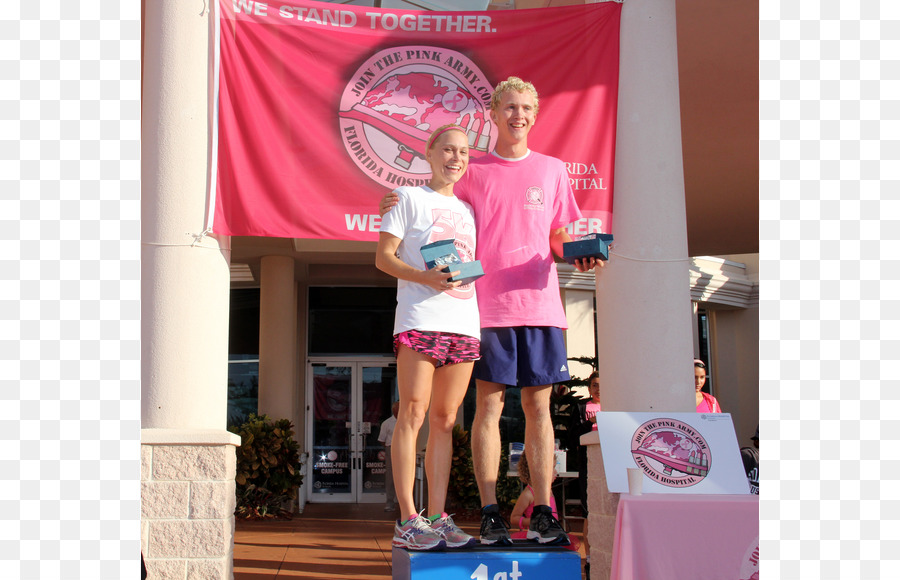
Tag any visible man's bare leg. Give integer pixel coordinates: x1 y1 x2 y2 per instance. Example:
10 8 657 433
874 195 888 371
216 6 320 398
471 379 505 506
521 384 569 545
471 379 511 544
520 385 554 506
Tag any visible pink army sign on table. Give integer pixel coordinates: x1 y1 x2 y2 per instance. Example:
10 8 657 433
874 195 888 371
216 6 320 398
593 412 751 494
211 0 620 240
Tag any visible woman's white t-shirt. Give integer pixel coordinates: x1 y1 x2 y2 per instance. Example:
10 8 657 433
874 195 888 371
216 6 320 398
379 185 480 339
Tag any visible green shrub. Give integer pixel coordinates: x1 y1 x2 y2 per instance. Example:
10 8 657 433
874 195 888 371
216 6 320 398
229 414 304 519
234 484 295 520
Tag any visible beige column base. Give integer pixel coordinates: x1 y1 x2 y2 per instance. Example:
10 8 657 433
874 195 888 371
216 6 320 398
141 429 241 580
582 431 619 580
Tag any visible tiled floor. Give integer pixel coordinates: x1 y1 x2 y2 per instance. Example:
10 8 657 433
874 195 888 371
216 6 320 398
233 503 585 579
233 503 396 579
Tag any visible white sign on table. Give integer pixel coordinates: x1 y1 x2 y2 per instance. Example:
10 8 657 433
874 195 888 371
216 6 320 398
591 412 750 495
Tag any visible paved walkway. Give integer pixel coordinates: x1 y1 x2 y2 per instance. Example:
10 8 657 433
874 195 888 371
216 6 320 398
233 503 585 579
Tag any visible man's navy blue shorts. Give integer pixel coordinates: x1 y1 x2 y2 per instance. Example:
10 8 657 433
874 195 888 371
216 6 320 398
473 326 571 387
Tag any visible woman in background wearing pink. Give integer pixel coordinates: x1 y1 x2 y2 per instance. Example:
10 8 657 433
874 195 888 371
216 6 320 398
695 359 722 413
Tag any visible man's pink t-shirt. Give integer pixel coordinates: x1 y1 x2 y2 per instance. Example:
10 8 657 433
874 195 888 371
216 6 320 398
455 151 582 329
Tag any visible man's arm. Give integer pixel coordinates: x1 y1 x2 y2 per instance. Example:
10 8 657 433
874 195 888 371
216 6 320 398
549 227 572 259
379 191 399 217
549 227 605 273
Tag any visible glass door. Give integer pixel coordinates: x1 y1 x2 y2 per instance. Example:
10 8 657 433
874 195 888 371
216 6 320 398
359 364 397 501
308 361 396 503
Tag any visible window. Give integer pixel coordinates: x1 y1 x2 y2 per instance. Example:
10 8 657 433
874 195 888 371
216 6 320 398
228 288 260 427
308 287 396 356
697 308 713 394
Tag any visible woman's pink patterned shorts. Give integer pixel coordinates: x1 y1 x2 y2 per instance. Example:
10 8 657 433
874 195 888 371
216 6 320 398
393 330 480 368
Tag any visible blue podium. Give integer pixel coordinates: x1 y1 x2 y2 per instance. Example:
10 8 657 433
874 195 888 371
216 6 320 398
392 541 581 580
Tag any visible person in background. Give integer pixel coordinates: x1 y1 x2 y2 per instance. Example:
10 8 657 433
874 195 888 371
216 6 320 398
567 370 601 576
740 426 759 494
376 124 480 551
378 401 400 512
694 359 722 413
510 451 580 550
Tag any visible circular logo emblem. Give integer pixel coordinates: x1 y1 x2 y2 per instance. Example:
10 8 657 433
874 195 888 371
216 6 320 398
525 186 543 205
326 450 338 462
630 419 711 488
338 46 496 189
377 450 386 461
524 186 544 210
738 537 759 580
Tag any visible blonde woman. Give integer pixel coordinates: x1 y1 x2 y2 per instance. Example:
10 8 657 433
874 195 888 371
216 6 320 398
376 125 480 551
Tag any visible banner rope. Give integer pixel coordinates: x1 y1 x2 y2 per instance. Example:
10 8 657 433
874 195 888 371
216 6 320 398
142 229 216 248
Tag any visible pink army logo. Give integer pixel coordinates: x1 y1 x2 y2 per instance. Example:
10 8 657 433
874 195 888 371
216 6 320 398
338 46 496 189
630 418 711 488
524 186 544 210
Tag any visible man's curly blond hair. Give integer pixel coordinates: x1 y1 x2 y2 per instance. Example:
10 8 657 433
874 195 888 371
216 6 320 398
490 76 539 116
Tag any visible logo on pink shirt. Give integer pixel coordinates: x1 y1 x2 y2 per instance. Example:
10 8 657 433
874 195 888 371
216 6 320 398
524 186 544 210
630 418 711 488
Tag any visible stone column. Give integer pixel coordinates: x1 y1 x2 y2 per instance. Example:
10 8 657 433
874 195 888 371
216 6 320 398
257 255 297 418
588 0 696 578
581 431 618 580
141 0 239 577
595 0 695 414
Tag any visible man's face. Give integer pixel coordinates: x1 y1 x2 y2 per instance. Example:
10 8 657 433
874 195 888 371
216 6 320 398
490 90 536 146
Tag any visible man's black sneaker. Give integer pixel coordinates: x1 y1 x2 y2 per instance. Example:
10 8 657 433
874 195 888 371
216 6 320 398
527 506 570 546
479 508 512 546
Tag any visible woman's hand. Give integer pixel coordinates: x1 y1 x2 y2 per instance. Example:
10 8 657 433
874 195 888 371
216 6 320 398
421 265 461 292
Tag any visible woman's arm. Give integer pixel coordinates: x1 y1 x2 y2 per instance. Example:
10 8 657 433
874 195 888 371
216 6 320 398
375 232 461 292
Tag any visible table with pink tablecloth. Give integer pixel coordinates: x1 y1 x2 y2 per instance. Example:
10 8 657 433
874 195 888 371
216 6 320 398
610 494 759 580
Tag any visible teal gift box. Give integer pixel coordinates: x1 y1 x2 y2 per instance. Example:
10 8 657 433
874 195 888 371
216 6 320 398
420 239 484 285
562 233 613 265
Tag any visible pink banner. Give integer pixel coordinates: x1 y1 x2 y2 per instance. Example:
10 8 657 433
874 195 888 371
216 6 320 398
213 0 620 240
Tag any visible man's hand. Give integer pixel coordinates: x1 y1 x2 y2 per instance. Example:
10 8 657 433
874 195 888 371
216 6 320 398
379 191 399 217
574 257 606 272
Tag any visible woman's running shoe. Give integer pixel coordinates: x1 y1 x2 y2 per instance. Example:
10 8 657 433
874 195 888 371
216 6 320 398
392 514 446 551
430 513 477 549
